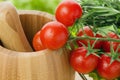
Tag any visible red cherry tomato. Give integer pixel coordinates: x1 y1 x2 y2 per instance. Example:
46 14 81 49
70 47 99 74
40 21 68 50
32 31 46 51
103 32 120 52
97 54 120 79
92 33 103 49
77 26 94 47
55 0 82 27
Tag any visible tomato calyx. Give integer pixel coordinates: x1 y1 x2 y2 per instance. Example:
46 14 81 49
106 52 120 64
88 44 100 58
79 40 100 58
106 44 120 64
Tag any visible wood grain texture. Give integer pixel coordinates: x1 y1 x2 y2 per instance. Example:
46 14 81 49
0 10 75 80
0 2 33 52
0 46 74 80
18 10 55 48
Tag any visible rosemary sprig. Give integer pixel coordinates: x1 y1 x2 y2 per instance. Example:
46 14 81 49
78 0 120 27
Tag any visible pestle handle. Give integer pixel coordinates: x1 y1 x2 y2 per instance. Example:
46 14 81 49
0 2 33 52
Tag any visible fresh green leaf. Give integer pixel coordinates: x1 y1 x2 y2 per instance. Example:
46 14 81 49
10 0 61 14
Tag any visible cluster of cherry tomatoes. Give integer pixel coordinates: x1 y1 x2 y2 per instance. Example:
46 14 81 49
32 0 120 80
70 26 120 80
32 0 82 50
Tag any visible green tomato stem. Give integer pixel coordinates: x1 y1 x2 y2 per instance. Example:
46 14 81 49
70 36 120 42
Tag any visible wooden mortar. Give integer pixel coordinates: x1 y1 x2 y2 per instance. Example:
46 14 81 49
0 10 75 80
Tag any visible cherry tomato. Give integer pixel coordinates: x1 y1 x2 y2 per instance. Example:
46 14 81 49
40 21 68 50
70 47 99 74
77 26 94 47
32 31 46 51
92 33 103 49
97 54 120 79
55 0 82 27
103 32 120 52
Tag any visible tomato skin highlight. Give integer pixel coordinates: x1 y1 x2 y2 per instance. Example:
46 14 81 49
70 47 99 74
103 32 120 52
97 54 120 79
55 0 82 27
40 21 68 50
77 26 94 47
32 31 46 51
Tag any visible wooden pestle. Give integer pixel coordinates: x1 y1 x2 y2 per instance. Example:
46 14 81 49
0 2 33 52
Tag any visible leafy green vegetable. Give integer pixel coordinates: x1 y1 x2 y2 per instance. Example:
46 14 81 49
10 0 61 14
78 0 120 27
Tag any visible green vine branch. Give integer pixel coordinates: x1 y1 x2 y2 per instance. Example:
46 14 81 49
69 36 120 42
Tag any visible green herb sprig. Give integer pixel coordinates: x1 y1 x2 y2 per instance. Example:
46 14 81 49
77 0 120 27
